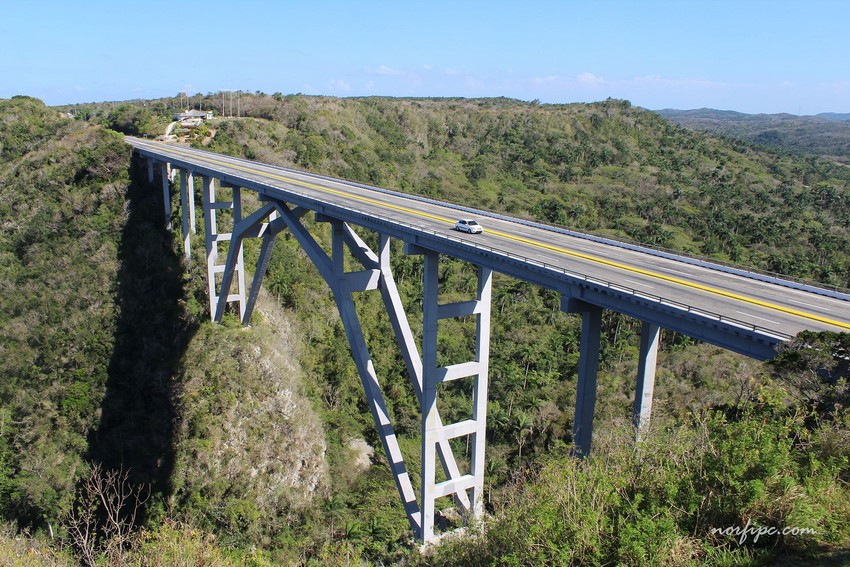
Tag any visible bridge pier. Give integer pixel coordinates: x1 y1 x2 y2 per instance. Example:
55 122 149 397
633 322 660 441
213 197 493 542
178 170 194 261
201 176 247 320
563 300 603 457
212 201 489 541
418 250 492 541
562 296 664 454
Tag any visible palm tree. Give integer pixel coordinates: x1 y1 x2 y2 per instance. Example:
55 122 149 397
514 412 533 461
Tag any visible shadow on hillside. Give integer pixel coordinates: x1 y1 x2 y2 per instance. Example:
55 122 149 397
88 155 199 522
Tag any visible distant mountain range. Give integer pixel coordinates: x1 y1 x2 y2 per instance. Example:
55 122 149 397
656 108 850 159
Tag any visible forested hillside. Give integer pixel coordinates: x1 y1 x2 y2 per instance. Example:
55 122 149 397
203 95 850 288
0 97 329 564
2 94 849 565
0 96 130 530
657 108 850 161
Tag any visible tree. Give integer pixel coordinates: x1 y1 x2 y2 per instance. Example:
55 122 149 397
63 464 149 567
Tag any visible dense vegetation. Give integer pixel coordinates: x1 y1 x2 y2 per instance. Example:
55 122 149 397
657 108 850 161
0 96 130 530
2 93 849 565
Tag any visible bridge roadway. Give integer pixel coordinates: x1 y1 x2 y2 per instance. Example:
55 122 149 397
127 136 850 358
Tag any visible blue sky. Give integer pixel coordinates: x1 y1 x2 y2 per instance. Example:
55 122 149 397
1 0 847 114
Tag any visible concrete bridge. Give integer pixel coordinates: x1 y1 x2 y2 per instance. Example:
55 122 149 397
127 137 850 542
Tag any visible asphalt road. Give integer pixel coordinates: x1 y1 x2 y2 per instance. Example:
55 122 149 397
127 137 850 340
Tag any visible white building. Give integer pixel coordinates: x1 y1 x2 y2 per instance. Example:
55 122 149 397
173 109 214 121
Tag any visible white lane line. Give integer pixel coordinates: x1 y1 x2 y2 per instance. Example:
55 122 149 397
624 278 655 289
786 298 825 310
663 267 698 278
736 311 780 325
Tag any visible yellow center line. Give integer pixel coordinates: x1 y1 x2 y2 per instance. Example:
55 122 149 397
133 139 850 331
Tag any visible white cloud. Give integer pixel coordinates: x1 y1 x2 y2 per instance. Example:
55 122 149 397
330 79 352 92
577 72 605 86
374 65 403 76
631 75 729 89
531 75 565 85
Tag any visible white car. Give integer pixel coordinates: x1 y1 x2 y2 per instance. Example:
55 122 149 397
455 219 483 234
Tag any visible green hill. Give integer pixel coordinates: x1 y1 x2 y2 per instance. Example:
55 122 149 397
1 94 848 565
657 107 850 161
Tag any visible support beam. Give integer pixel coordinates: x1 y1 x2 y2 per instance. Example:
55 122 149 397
372 235 472 513
327 220 420 532
470 266 492 518
633 321 660 441
218 199 488 542
211 199 280 323
239 202 293 324
271 209 420 532
146 157 154 183
160 162 172 230
201 176 220 317
187 171 196 234
179 170 191 261
243 216 286 325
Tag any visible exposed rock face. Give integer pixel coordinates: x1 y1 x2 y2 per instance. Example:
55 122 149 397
173 291 327 526
346 438 374 472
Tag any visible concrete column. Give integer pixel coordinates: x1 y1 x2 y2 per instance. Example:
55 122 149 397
179 171 191 261
379 236 472 516
420 251 440 542
202 176 218 318
187 171 196 234
160 162 171 230
633 322 660 441
232 186 246 321
573 305 602 458
470 266 492 517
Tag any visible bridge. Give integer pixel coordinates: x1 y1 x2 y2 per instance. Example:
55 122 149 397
126 136 850 543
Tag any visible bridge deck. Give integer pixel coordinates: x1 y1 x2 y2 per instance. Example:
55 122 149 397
127 137 850 359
